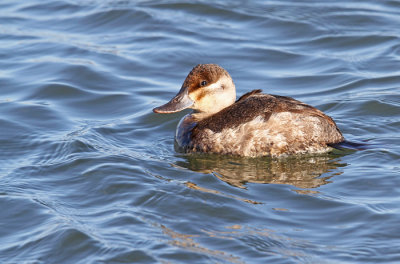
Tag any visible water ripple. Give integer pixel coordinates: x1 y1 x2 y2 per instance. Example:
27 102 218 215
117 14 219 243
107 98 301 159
1 0 400 263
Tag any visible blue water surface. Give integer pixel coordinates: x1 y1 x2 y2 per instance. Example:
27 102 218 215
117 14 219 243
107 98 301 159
1 1 400 263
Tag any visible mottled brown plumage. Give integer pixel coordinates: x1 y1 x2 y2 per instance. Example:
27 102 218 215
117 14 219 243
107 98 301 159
193 92 275 134
153 64 344 157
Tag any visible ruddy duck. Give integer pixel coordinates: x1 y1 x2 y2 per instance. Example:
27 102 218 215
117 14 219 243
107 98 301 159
153 64 344 157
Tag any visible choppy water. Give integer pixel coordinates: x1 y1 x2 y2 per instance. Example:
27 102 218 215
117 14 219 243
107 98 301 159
1 1 400 263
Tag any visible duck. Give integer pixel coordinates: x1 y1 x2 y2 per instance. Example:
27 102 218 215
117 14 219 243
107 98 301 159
153 64 344 157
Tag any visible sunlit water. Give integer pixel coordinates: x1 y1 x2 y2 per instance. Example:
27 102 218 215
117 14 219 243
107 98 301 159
1 1 400 263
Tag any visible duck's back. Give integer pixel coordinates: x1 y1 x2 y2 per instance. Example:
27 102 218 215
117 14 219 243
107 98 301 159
185 91 344 157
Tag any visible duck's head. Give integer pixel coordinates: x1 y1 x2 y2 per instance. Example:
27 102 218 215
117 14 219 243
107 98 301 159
153 64 236 116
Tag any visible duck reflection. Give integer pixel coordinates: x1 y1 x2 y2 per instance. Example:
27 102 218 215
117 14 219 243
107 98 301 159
175 153 347 189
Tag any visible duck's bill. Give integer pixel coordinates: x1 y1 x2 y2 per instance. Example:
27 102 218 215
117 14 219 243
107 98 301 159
153 87 194 114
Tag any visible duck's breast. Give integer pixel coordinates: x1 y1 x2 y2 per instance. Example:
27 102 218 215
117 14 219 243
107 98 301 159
175 114 197 149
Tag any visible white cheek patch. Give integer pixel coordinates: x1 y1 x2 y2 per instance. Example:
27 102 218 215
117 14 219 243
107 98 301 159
206 79 224 91
205 75 233 92
190 75 236 114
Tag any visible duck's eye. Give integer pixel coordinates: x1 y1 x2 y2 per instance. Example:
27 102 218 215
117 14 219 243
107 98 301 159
200 80 207 86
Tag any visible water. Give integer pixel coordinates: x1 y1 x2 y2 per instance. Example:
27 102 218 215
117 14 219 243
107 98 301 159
1 0 400 263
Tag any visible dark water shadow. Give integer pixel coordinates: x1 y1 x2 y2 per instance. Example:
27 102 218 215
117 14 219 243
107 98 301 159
175 152 349 189
329 139 372 151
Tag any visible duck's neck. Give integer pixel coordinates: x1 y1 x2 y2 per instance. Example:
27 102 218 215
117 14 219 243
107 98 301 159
191 111 215 121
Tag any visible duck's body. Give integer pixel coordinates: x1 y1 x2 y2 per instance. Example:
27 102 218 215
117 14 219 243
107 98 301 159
154 64 344 157
176 91 343 156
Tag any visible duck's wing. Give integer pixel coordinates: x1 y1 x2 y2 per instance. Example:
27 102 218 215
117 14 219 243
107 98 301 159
267 94 344 144
271 94 338 128
193 92 343 138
